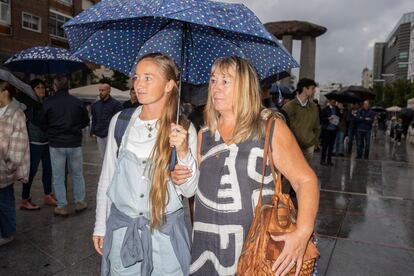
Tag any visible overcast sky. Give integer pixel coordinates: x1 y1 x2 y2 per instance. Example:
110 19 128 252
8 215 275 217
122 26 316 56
223 0 414 85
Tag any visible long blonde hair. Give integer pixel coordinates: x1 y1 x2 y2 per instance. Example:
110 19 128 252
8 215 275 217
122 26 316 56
138 53 189 229
204 56 264 143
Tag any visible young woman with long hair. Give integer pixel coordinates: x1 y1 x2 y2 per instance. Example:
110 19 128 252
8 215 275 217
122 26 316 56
93 53 198 276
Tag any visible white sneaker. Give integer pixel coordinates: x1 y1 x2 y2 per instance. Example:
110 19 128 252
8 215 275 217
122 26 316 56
0 236 15 246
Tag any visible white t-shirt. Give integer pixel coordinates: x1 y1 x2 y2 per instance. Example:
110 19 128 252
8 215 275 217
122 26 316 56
94 107 199 236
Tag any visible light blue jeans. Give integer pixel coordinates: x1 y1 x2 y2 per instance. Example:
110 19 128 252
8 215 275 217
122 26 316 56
49 147 86 208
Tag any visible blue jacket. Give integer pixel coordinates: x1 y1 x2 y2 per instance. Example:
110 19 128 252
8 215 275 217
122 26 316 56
356 108 375 131
347 109 359 130
321 106 339 130
91 96 122 138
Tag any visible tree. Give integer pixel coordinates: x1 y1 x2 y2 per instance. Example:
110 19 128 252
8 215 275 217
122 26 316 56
91 70 129 91
381 80 413 107
372 83 384 105
110 70 129 91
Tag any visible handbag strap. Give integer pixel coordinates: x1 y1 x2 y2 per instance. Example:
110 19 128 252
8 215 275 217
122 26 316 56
257 116 282 209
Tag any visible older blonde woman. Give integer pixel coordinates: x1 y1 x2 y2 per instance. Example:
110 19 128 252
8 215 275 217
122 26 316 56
173 56 319 276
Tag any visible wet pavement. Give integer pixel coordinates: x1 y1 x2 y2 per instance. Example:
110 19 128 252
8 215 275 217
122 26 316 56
0 131 413 275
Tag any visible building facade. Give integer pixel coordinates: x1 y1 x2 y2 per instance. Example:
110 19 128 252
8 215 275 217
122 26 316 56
0 0 99 64
372 12 414 84
408 24 414 82
373 42 385 81
316 82 343 106
361 67 373 88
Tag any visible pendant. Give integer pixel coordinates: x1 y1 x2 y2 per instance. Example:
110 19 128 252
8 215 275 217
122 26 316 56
148 133 152 138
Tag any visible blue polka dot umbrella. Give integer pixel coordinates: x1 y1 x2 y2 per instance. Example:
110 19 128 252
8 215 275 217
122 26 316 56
4 46 87 75
63 0 298 84
63 0 299 169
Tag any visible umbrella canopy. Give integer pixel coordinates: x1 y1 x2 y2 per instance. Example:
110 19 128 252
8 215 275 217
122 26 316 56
260 71 291 87
63 0 299 85
325 90 361 104
339 85 375 101
0 67 37 101
270 84 294 99
4 46 87 74
371 106 386 113
400 107 414 122
386 106 402 112
69 84 129 102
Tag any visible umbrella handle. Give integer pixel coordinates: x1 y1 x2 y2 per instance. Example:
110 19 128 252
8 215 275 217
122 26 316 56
169 147 177 171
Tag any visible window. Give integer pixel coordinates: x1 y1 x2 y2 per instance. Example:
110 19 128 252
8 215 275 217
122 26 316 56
49 10 71 39
0 0 10 25
399 52 409 59
58 0 73 6
398 62 408 69
22 12 41 32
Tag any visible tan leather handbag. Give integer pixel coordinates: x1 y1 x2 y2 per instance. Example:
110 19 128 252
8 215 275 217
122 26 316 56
237 117 319 276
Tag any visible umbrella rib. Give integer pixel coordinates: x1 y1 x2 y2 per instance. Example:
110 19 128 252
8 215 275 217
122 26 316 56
209 27 245 55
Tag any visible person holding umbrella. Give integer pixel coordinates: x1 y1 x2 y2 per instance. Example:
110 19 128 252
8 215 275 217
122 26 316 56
0 81 30 246
173 56 319 276
20 79 56 210
320 99 340 166
93 53 198 276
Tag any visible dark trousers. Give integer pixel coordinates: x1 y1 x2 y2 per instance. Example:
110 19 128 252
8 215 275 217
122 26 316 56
0 185 16 239
357 130 371 159
395 131 403 142
347 127 357 154
321 129 337 164
22 144 52 199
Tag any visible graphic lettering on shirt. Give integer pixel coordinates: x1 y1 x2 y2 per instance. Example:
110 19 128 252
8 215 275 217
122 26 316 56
198 144 242 212
247 147 273 184
190 222 243 275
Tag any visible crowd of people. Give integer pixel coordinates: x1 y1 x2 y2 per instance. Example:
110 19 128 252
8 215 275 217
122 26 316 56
1 53 412 276
262 79 413 167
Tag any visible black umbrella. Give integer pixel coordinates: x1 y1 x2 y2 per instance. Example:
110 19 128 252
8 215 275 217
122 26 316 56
400 108 414 121
260 71 290 87
371 106 386 113
325 90 361 103
270 84 294 99
340 85 375 100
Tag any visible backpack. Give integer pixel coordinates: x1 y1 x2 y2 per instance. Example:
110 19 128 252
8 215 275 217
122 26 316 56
114 108 136 157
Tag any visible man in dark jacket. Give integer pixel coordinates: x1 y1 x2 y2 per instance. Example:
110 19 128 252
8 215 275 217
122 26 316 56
320 99 339 166
346 103 360 155
41 75 90 216
91 83 122 158
356 100 375 159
